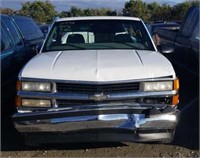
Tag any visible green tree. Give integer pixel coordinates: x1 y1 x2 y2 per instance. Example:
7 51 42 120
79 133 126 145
59 7 117 17
93 8 117 16
69 6 84 17
160 4 172 21
19 0 58 24
123 0 149 21
84 8 94 16
172 0 199 20
147 2 162 21
0 8 16 15
59 11 71 18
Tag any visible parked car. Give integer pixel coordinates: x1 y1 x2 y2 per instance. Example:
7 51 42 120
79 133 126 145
146 22 180 46
146 22 180 36
1 14 44 115
155 6 199 73
39 24 50 37
11 15 44 58
13 16 180 145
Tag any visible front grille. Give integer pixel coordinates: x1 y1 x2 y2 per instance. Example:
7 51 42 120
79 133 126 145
56 99 138 107
56 82 140 94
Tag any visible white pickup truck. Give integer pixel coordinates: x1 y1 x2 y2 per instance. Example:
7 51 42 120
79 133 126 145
13 16 180 145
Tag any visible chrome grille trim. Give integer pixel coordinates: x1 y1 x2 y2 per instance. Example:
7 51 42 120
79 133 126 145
18 90 178 100
19 76 175 84
56 82 140 94
56 99 138 107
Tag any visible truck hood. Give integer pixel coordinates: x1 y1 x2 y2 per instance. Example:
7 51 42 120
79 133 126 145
21 50 175 81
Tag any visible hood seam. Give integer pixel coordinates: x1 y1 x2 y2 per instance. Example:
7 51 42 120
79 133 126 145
51 51 63 70
135 50 144 66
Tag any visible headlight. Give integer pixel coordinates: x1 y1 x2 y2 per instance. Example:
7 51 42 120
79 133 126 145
141 81 173 91
22 99 51 107
21 82 51 92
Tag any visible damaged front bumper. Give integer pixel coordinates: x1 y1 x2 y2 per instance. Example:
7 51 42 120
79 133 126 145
13 104 180 143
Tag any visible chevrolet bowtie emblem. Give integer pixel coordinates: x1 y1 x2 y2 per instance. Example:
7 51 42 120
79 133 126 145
89 93 108 101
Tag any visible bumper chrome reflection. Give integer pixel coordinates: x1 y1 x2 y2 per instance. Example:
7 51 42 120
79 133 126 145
13 109 180 133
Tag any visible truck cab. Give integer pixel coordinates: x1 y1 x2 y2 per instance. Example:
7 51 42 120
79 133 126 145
154 6 199 74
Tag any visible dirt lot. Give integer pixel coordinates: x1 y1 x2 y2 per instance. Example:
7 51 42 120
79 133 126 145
1 59 199 157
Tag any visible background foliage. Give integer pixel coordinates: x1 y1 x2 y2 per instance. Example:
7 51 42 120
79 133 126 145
0 0 199 24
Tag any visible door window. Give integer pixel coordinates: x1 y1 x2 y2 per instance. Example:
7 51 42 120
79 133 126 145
180 7 199 38
192 21 199 41
1 22 13 52
2 16 23 45
12 16 44 41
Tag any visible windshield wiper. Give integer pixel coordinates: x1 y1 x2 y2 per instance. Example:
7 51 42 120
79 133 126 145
63 43 86 50
112 41 144 50
45 43 87 52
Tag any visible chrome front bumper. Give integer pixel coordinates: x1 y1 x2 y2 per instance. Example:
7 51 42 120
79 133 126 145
13 105 180 143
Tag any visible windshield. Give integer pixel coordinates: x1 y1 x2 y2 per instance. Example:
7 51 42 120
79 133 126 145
42 19 155 52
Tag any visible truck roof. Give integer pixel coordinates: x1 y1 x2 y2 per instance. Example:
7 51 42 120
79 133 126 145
56 16 141 22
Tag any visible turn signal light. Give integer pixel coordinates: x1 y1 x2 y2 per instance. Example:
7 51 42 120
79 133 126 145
172 78 179 106
15 96 22 107
173 78 179 90
16 80 21 91
172 94 179 106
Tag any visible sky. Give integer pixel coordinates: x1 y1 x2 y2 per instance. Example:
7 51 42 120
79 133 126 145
0 0 189 12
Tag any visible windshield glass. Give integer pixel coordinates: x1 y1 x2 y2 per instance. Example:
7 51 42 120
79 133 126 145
42 19 155 52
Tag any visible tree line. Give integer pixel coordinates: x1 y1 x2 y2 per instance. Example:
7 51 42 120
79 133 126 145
0 0 199 24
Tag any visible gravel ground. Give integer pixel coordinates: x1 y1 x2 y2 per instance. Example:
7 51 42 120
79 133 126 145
0 142 199 157
1 58 199 157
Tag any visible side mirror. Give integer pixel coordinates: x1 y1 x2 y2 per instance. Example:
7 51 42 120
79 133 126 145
157 44 174 54
1 40 5 52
